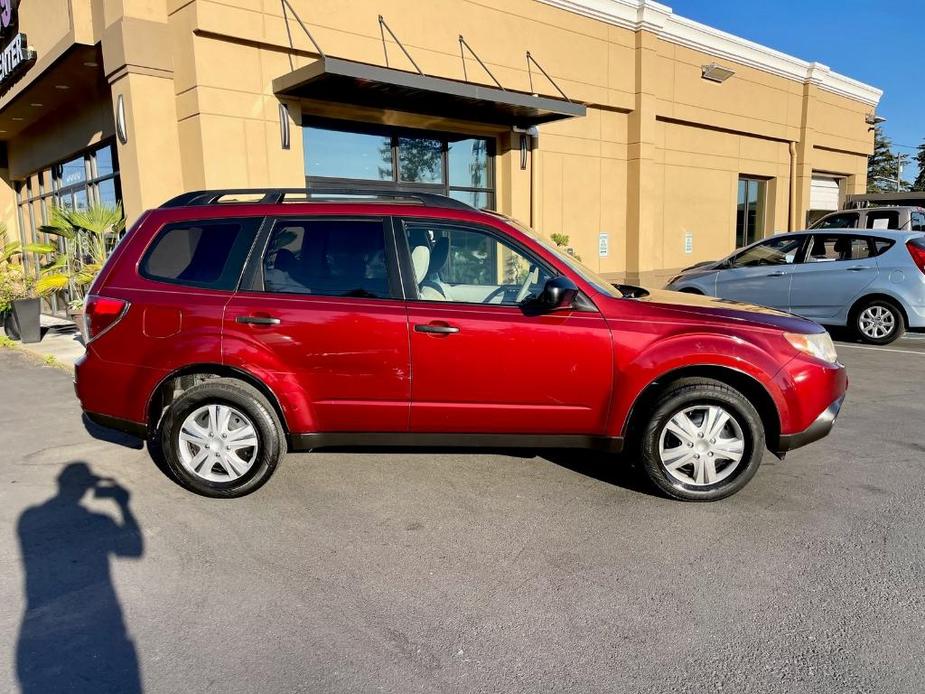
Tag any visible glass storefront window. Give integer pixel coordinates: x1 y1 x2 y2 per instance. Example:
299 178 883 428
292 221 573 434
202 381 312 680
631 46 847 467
98 178 117 207
96 147 114 178
73 189 89 210
58 155 87 188
398 137 443 184
16 141 122 316
303 126 392 181
303 122 494 209
448 189 492 210
448 138 489 188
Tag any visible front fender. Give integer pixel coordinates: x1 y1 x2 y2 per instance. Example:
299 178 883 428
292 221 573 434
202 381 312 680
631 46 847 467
608 330 791 438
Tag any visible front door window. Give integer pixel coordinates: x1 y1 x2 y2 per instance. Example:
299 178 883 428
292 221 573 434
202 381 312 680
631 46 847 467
728 236 805 268
403 222 552 305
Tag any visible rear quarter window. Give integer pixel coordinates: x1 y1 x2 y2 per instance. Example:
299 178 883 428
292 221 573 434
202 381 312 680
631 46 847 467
140 219 260 290
870 237 895 256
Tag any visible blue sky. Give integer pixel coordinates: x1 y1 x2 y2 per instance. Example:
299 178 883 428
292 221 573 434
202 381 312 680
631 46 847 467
668 0 922 179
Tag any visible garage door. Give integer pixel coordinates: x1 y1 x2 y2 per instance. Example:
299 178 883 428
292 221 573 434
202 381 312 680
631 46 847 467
810 175 841 211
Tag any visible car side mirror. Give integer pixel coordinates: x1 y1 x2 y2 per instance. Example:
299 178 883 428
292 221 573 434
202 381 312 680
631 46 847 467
535 276 579 311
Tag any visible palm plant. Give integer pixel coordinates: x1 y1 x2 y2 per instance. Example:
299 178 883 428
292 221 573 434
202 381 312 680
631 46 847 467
0 230 56 314
36 204 125 309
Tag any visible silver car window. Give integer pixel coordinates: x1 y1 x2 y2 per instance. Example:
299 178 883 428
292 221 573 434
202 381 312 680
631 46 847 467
729 236 804 268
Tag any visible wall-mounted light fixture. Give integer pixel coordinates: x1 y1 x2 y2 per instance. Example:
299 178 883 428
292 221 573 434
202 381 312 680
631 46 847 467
115 94 128 144
865 113 886 126
279 103 291 150
701 63 735 83
513 125 539 170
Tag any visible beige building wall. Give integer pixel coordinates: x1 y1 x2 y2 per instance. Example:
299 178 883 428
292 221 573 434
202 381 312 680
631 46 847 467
1 0 881 284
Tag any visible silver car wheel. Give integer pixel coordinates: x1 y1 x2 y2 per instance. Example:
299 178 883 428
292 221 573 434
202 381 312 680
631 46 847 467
658 405 745 487
177 404 259 483
858 305 895 340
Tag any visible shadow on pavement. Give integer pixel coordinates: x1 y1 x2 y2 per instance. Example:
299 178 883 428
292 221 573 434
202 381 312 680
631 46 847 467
303 445 661 497
539 450 662 497
16 462 144 694
82 414 144 450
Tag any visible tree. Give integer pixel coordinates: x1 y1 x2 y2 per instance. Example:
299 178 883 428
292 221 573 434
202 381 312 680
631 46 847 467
912 140 925 192
379 138 442 182
867 126 910 192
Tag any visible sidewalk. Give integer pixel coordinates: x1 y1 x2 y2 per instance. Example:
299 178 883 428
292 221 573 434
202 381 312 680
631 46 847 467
5 315 85 371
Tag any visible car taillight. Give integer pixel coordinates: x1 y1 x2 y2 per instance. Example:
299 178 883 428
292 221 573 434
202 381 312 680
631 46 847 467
84 295 129 341
906 239 925 274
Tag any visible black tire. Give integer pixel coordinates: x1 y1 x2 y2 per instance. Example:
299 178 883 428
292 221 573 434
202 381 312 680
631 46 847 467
851 298 905 345
639 378 765 501
159 378 284 498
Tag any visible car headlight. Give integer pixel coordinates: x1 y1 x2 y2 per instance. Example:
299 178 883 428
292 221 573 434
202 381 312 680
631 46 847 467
784 331 838 364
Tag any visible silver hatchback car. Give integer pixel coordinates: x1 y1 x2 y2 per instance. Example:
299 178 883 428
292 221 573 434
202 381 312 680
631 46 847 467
665 229 925 344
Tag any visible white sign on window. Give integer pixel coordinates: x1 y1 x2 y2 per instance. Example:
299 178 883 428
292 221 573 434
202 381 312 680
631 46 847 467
598 232 609 257
684 231 694 254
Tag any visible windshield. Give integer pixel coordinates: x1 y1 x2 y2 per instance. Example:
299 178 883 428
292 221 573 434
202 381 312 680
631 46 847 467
504 218 627 299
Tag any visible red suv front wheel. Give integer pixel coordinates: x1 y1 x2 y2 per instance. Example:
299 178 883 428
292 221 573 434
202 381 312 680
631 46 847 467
639 378 765 501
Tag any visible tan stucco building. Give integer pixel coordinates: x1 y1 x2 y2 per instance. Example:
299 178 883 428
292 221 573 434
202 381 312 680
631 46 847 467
1 0 881 291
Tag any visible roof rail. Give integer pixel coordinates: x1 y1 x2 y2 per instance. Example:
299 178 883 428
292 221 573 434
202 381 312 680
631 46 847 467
160 187 474 210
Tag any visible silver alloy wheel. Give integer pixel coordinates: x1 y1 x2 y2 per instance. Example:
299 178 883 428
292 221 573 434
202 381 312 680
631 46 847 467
177 404 259 483
658 404 745 487
858 305 895 340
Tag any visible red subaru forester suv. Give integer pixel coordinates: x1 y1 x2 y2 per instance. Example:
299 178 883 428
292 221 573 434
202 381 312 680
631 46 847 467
75 189 846 501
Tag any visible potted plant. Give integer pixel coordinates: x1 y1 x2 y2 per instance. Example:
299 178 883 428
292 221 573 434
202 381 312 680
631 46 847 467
36 203 125 342
1 235 55 343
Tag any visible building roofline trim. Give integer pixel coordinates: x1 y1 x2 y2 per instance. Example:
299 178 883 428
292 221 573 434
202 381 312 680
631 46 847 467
535 0 883 106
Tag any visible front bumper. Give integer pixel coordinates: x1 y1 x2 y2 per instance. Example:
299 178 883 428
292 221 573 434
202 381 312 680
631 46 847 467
777 396 844 453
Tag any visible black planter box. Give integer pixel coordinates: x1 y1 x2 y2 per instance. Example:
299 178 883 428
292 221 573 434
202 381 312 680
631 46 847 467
2 311 19 340
12 298 41 344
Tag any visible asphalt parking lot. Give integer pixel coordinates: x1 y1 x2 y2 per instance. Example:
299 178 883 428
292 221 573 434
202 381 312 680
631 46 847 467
1 336 924 694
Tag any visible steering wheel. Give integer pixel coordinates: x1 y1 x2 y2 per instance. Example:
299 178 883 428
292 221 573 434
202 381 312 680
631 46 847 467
515 265 539 304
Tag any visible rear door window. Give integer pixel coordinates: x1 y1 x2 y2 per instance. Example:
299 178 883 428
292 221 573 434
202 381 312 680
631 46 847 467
805 234 876 262
813 213 858 229
261 218 397 299
141 219 260 289
865 210 899 229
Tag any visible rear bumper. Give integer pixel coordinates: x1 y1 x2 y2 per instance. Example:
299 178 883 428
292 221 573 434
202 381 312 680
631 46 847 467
82 411 146 449
777 396 844 453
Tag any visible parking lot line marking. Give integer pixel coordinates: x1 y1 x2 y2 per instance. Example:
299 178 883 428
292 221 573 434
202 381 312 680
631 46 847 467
836 343 925 356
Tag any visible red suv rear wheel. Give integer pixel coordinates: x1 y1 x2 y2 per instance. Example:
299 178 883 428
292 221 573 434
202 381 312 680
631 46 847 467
160 378 284 498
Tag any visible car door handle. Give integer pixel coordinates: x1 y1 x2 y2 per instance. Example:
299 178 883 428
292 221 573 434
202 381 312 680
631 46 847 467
414 323 459 335
846 266 867 272
766 271 787 277
236 315 281 326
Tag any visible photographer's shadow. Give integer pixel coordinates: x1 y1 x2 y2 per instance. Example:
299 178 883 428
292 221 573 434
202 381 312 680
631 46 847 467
16 462 144 694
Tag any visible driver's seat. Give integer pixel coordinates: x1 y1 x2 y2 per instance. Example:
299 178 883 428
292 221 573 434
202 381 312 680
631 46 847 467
419 237 453 301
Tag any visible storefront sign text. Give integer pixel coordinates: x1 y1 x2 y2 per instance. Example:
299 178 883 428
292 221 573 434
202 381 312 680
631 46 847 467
0 31 34 91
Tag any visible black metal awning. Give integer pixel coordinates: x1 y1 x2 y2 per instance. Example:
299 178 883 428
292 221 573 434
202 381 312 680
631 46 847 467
272 57 586 128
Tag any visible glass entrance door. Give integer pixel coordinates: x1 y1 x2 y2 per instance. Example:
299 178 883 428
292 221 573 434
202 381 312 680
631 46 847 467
736 177 767 249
